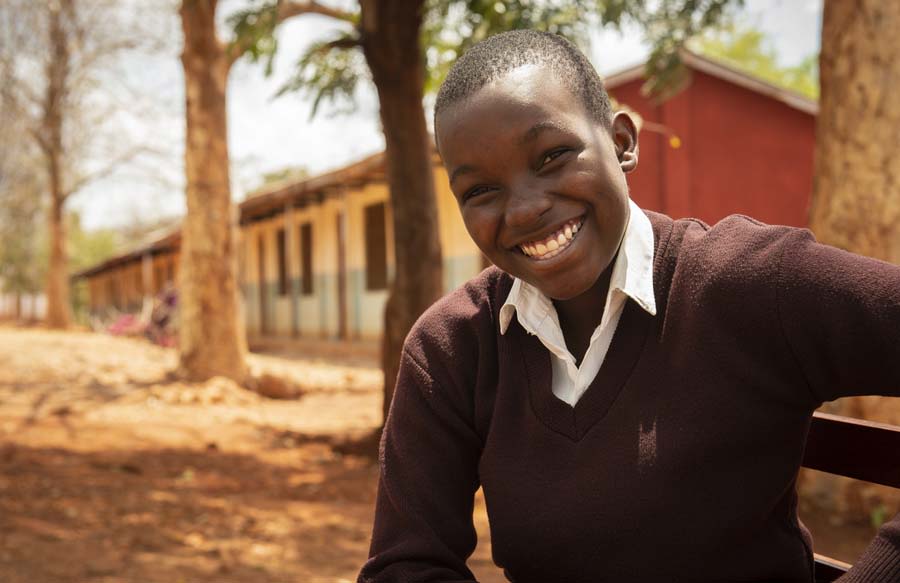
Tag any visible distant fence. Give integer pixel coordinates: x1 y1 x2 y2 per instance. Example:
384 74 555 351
0 293 46 321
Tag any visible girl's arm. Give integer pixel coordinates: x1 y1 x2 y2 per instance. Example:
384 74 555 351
777 229 900 580
835 517 900 582
359 346 482 583
776 228 900 403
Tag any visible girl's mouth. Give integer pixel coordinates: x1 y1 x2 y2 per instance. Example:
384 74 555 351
517 216 584 261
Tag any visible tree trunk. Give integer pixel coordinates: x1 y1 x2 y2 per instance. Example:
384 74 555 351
359 0 445 427
178 0 248 383
802 0 900 521
14 292 22 321
809 1 900 263
43 0 71 329
45 187 70 328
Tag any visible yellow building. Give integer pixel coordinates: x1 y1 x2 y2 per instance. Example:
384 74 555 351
75 150 485 341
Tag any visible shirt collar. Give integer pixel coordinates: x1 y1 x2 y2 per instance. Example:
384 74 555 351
499 199 657 335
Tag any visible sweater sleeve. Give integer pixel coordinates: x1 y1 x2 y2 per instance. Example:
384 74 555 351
776 228 900 404
835 516 900 582
358 346 482 582
776 230 900 580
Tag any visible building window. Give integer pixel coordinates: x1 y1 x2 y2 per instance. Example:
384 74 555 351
276 228 288 296
299 223 313 295
364 202 388 291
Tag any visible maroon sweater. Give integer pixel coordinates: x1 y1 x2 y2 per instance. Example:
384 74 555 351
360 212 900 582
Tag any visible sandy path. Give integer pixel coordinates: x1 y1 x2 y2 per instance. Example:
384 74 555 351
0 325 504 583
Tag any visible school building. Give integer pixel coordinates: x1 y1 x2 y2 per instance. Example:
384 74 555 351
74 50 818 341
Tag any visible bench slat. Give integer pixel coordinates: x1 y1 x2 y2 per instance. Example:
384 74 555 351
802 412 900 488
814 553 851 582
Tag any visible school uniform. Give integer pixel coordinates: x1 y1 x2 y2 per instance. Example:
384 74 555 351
359 206 900 583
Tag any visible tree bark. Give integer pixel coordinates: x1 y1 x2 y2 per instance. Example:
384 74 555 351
45 185 70 328
359 0 444 427
809 1 900 263
42 0 72 329
178 0 248 383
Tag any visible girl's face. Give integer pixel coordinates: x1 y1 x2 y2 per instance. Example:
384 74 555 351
436 64 638 300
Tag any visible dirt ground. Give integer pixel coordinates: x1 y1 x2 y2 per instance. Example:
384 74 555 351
0 324 883 582
0 325 504 583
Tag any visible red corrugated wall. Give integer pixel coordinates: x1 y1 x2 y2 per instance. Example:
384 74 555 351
609 70 816 228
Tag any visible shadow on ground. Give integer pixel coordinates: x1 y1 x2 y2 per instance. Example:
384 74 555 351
0 443 378 583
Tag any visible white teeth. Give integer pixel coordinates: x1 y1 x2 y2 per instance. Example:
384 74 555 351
518 218 584 260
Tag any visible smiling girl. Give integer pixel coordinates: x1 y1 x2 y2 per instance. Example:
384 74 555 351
359 30 900 583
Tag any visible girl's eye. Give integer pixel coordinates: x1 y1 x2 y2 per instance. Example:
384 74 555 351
463 185 495 202
539 148 569 169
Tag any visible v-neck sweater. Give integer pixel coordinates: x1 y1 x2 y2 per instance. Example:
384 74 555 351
359 211 900 583
499 199 658 408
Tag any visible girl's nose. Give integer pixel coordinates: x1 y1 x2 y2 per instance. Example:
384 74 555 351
504 182 552 229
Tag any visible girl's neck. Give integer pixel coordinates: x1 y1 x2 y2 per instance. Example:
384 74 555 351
552 264 614 366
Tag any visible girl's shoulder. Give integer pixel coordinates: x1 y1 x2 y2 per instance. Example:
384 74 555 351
407 266 512 354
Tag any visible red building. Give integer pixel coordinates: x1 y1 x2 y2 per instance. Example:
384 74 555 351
606 51 817 227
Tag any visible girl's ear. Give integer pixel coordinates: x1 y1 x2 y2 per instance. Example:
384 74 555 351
612 111 638 173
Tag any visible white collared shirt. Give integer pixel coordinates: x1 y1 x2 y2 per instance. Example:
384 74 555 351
498 199 657 407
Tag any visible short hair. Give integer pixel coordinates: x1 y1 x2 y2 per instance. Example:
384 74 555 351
434 30 613 130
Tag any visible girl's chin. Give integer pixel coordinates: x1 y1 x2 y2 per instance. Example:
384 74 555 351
531 280 597 302
531 268 608 302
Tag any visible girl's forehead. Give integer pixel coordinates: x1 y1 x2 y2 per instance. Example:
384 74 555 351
436 66 587 141
479 63 554 100
462 64 573 111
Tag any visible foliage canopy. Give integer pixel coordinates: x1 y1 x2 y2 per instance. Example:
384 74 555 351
692 25 818 99
229 1 742 117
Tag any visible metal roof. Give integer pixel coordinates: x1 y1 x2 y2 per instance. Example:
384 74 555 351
72 229 181 279
603 49 818 116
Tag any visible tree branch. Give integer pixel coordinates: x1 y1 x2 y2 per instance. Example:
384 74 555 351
321 36 360 50
226 1 357 66
64 144 147 199
277 1 356 24
8 78 43 112
225 37 251 67
28 126 51 158
222 37 237 66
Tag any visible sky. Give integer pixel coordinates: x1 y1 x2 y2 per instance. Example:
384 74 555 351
70 0 823 231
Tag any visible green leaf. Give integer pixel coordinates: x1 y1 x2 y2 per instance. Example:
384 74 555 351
422 0 595 93
227 1 281 74
690 24 819 99
277 31 367 119
594 0 743 99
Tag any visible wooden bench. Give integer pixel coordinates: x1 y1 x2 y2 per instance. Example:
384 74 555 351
802 412 900 582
